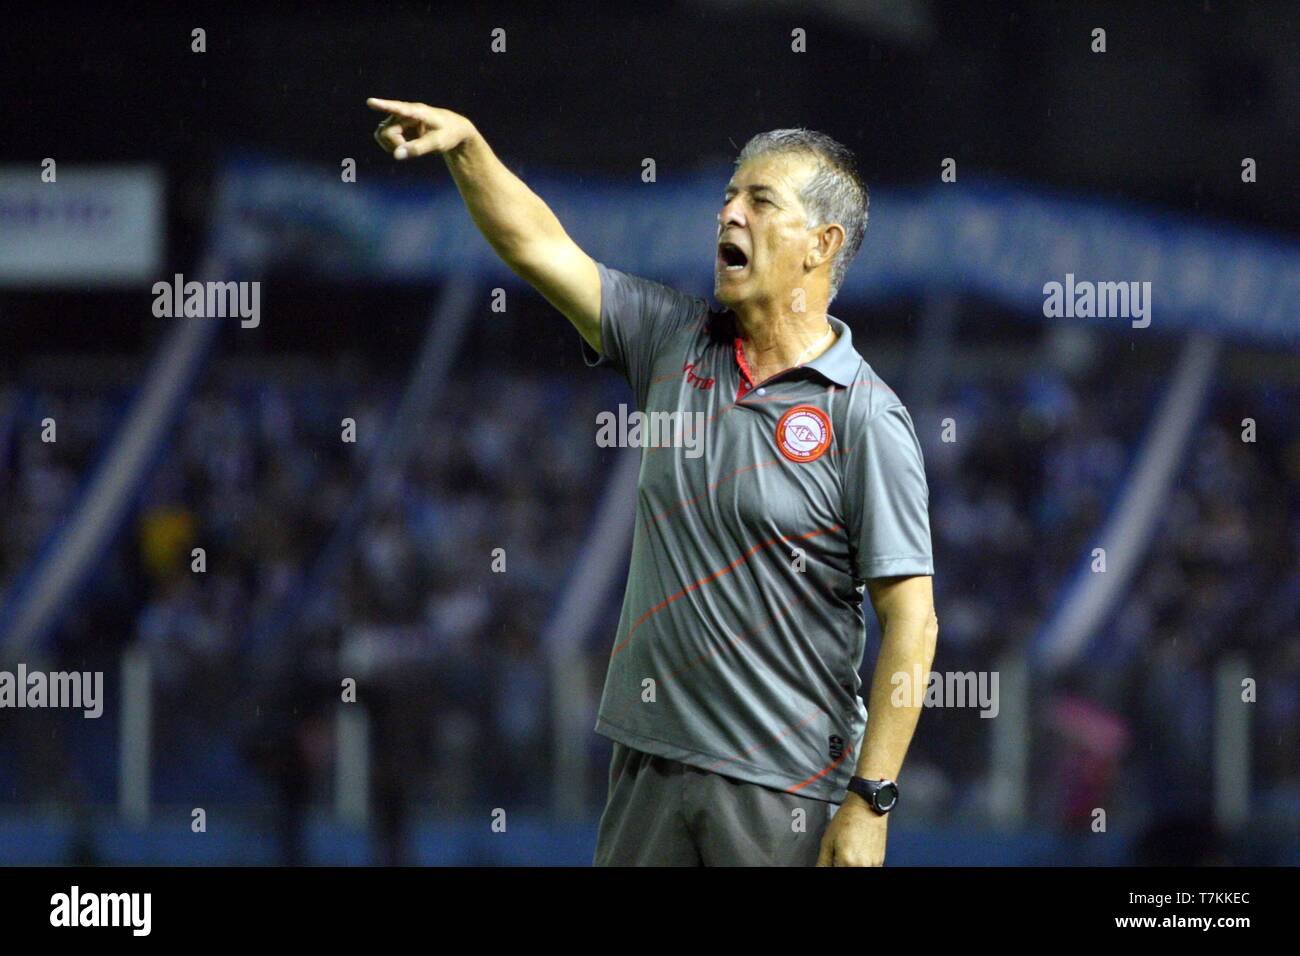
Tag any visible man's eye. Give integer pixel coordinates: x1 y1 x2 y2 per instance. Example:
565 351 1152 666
755 197 773 206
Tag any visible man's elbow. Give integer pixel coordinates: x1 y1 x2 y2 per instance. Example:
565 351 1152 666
922 610 939 667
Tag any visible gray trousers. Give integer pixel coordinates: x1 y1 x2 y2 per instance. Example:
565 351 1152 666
593 742 836 866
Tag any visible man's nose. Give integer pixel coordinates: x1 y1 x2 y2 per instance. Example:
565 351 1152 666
717 200 745 229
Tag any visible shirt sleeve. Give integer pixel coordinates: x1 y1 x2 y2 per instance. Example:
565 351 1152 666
579 261 704 409
843 402 935 581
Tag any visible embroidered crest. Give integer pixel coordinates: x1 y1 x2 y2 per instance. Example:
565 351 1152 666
775 405 832 463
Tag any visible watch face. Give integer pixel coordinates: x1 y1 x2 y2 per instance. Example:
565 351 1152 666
876 783 899 812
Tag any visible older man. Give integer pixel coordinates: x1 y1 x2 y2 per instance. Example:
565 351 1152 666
368 98 939 866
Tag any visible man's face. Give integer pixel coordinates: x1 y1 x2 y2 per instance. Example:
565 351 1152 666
714 151 816 309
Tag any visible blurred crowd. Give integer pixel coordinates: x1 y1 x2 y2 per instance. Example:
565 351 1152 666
0 363 622 858
0 327 1296 863
907 344 1299 858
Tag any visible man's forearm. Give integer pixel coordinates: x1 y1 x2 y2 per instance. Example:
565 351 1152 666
369 98 601 339
442 130 571 266
853 616 938 781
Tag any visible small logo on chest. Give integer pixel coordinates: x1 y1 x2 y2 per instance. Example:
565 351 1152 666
776 405 832 463
682 361 715 391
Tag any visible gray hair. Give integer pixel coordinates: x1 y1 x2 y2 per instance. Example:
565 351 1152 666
734 128 868 303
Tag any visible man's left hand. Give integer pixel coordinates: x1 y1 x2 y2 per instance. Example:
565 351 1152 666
816 794 888 866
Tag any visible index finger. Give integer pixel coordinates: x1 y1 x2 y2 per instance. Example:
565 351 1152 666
366 97 422 118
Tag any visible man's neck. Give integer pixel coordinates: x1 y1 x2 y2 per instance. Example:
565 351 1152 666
733 299 835 381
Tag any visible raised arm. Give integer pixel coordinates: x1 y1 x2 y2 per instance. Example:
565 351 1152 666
367 98 602 351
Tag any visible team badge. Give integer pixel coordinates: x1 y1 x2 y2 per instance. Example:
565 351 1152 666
775 405 832 463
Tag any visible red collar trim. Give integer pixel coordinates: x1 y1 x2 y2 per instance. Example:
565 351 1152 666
733 336 756 401
734 336 757 386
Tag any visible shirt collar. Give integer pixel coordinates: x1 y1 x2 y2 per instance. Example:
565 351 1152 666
719 312 860 388
801 315 860 387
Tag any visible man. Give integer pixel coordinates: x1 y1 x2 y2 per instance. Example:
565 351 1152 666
368 98 939 867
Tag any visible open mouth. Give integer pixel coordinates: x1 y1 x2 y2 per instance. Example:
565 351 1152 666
717 241 749 273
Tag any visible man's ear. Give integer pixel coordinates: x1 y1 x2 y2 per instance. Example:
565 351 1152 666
806 223 846 272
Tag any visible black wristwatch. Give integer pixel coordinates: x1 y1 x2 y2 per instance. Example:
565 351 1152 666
847 777 899 814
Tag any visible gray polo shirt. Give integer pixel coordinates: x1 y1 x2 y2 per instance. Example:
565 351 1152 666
580 261 934 802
